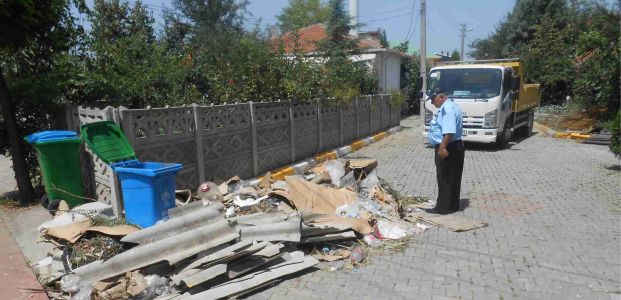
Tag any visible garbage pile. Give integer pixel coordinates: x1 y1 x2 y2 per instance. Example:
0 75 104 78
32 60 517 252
36 158 431 300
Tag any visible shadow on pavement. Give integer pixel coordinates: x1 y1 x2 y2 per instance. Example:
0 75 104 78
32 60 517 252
606 164 621 171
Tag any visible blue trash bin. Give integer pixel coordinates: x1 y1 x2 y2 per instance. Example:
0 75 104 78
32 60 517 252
111 160 182 228
81 121 183 228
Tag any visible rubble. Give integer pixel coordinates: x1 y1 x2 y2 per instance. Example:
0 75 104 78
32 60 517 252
39 158 467 300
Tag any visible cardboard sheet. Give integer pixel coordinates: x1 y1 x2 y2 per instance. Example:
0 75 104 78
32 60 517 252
272 176 357 215
44 220 139 243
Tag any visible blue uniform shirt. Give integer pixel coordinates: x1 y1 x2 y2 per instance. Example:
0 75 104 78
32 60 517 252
428 99 463 146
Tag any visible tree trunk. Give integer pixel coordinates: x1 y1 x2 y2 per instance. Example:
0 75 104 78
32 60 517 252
0 67 36 206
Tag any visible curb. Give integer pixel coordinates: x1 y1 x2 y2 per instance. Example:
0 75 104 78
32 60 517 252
533 122 591 140
249 126 402 185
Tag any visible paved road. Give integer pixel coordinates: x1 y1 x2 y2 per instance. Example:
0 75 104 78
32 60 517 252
253 115 621 300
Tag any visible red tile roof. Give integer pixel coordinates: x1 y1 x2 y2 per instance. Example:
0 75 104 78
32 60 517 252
274 23 385 53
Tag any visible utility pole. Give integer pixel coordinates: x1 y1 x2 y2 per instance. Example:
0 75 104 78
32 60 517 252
459 24 473 61
419 0 426 116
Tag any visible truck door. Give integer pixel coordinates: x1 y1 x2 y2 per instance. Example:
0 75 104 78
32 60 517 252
498 68 514 129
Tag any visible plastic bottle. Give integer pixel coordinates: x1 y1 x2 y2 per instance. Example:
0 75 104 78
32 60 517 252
350 246 367 264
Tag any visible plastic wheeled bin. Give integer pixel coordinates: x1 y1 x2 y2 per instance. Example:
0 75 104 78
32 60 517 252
80 121 182 228
24 130 86 209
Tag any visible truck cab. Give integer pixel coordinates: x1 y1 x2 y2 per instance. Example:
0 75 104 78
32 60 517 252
423 59 540 145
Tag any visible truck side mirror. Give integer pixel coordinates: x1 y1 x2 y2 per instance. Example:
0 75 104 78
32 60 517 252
511 76 521 90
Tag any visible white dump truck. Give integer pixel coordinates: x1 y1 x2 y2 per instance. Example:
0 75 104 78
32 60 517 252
423 59 540 146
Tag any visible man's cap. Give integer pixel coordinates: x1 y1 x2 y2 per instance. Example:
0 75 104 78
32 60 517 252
428 88 447 101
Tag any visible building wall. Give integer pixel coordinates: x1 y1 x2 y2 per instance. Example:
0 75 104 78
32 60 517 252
375 52 403 92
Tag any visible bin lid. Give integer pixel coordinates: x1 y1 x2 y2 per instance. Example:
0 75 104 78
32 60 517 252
24 130 79 144
80 121 137 164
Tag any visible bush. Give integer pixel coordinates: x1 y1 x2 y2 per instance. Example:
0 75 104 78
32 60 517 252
610 110 620 157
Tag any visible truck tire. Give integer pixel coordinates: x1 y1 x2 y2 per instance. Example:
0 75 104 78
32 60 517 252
515 110 534 137
495 118 513 148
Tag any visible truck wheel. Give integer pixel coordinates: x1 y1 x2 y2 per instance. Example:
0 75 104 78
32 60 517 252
496 119 513 148
515 110 534 137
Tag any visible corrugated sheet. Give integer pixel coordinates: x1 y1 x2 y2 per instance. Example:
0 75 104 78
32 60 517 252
239 216 301 242
182 252 318 299
122 203 224 244
74 219 238 282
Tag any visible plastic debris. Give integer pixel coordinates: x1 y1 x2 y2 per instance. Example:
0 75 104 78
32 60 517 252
233 195 268 207
198 182 224 203
71 284 93 300
225 206 236 218
335 203 360 219
33 256 53 277
376 219 408 240
133 275 170 300
324 160 346 186
350 246 367 264
60 274 83 294
416 222 431 231
363 234 384 247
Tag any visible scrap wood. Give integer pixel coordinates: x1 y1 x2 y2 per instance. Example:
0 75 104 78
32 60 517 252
345 159 378 180
345 159 377 171
309 171 331 184
258 172 272 190
218 176 241 195
371 185 397 208
309 164 326 175
312 249 351 262
92 271 147 300
272 176 357 215
406 212 488 232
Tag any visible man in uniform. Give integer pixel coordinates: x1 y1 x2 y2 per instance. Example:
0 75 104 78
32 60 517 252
426 88 465 214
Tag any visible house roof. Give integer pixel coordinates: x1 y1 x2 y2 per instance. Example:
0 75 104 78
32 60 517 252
274 23 395 54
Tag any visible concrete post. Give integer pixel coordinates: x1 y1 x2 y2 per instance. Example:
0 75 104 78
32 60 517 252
192 104 205 184
289 104 295 163
355 97 360 138
317 101 322 152
338 105 343 145
249 101 259 176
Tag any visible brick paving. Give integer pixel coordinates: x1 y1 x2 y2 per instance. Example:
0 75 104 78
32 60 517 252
252 115 621 300
0 217 48 300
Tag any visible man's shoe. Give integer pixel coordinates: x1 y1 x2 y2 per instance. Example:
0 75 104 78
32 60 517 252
425 208 448 215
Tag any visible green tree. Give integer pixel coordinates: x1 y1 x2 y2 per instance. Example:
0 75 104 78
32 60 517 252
319 0 376 100
520 16 576 104
277 0 331 32
0 0 84 205
76 0 200 107
394 41 409 53
450 49 460 61
469 0 569 59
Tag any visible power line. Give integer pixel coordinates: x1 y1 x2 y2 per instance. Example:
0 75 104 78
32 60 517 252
358 5 413 20
361 12 412 24
403 0 417 42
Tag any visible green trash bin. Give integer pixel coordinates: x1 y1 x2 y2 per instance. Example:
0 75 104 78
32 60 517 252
25 131 86 209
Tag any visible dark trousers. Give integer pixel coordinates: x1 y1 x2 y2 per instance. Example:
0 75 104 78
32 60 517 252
434 140 465 213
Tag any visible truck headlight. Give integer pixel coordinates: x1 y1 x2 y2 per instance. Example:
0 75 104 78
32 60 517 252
483 110 497 128
424 108 433 125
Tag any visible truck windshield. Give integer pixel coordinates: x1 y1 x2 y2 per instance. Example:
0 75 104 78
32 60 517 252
428 68 502 99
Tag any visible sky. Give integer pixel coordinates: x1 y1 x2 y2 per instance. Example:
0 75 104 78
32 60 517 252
120 0 516 58
76 0 612 59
